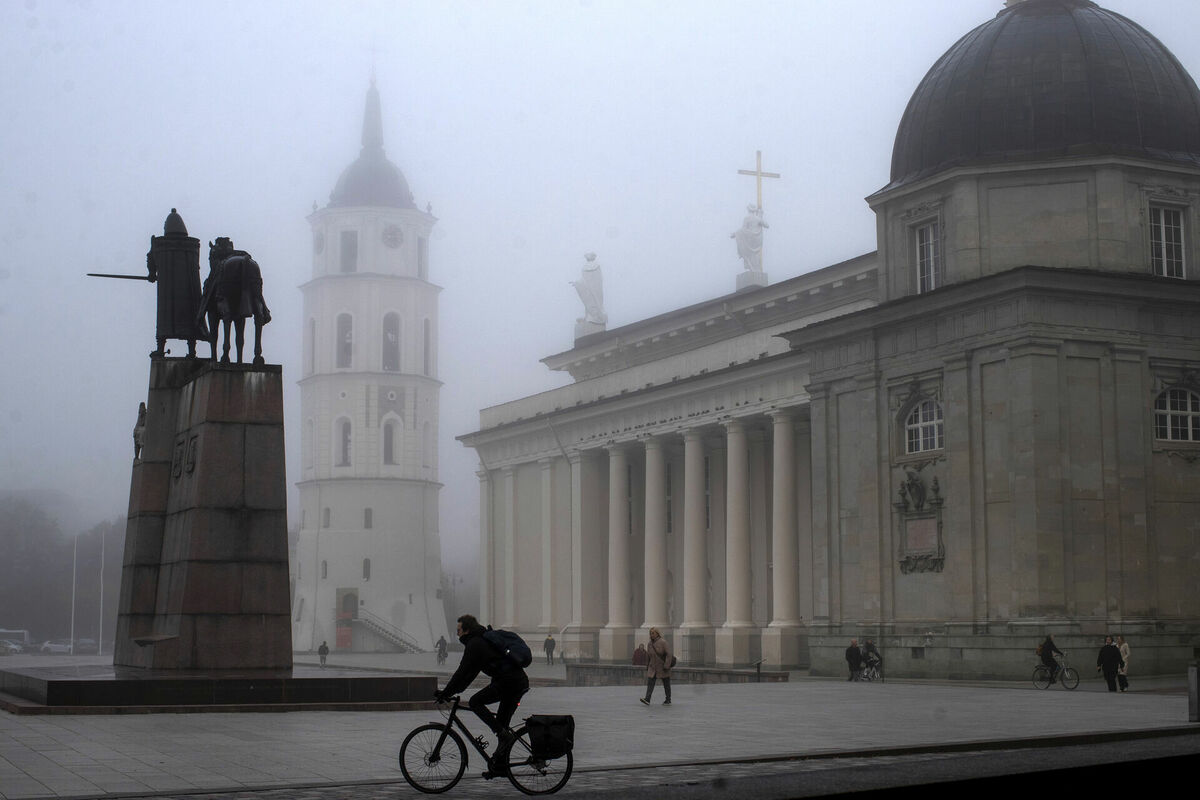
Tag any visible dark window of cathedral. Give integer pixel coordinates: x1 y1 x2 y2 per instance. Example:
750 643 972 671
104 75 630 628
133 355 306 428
321 560 327 579
1155 388 1200 441
340 230 358 273
916 221 941 293
383 312 401 371
338 419 352 466
1150 205 1186 278
905 399 944 454
364 508 373 529
383 421 397 465
363 559 371 581
337 314 353 368
322 507 330 528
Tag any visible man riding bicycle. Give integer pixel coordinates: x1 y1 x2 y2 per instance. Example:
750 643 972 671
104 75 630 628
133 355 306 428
1039 634 1063 683
435 614 530 773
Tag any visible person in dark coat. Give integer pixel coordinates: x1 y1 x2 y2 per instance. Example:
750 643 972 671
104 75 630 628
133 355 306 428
317 641 329 668
1040 634 1063 683
1096 635 1125 692
437 615 530 739
845 640 864 681
543 634 556 665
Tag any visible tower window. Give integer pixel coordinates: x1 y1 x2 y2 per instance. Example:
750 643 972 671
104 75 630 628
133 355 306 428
363 559 371 581
338 419 352 466
321 560 327 579
383 312 401 371
383 421 397 465
307 318 316 375
364 508 373 529
322 508 330 528
423 318 433 376
340 230 358 273
1155 388 1200 441
1150 205 1185 278
337 314 353 368
916 221 941 293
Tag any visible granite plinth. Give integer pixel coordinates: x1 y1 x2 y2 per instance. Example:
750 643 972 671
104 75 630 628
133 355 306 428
0 662 434 714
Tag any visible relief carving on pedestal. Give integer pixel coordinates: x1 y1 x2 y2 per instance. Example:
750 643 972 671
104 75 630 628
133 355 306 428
894 468 945 574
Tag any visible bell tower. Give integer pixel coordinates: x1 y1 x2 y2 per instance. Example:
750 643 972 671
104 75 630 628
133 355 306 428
293 80 447 653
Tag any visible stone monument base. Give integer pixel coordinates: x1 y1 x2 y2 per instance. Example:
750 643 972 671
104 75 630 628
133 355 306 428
736 270 768 291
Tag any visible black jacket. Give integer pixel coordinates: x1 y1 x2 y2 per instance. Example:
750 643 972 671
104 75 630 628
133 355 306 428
1097 643 1124 674
443 629 523 696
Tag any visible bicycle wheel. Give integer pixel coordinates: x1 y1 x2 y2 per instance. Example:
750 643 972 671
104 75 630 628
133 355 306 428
1060 667 1079 690
504 724 573 795
1032 665 1050 689
399 723 467 793
862 666 875 682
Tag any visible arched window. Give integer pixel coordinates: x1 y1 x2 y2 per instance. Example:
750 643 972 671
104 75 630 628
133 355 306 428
423 318 432 376
1155 388 1200 441
383 312 401 372
307 318 316 375
383 420 398 465
337 419 352 466
362 558 371 581
336 313 353 368
364 508 373 529
905 399 944 454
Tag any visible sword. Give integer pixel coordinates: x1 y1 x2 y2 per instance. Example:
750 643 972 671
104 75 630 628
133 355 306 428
87 273 152 280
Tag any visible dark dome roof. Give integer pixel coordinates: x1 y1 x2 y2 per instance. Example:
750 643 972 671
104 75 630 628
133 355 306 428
887 0 1200 191
329 82 416 209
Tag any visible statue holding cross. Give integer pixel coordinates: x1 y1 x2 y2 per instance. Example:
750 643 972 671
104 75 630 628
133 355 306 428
732 150 780 277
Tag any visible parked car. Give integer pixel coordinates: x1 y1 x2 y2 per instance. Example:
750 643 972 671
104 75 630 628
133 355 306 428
74 638 98 654
40 639 72 654
0 639 24 655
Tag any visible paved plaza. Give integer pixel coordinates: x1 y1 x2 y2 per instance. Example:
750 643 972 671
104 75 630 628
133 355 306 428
0 654 1195 799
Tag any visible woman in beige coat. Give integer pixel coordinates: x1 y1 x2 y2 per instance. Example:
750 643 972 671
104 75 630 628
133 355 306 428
1117 636 1130 692
639 627 673 705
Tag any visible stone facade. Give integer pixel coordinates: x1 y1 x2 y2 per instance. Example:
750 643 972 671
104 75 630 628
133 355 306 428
459 1 1200 678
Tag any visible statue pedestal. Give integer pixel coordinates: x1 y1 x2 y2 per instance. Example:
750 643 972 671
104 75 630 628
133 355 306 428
574 319 606 340
736 270 769 292
114 358 292 670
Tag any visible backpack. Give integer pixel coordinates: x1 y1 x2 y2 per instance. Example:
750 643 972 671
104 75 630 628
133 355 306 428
1035 644 1043 656
483 628 533 669
526 715 574 759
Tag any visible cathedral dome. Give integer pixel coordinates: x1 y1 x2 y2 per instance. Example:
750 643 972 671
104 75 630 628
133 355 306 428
887 0 1200 191
329 81 417 209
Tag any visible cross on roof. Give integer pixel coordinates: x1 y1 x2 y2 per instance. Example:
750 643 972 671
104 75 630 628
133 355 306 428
737 150 781 210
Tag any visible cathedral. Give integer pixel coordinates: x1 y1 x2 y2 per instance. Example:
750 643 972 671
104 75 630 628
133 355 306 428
292 82 448 653
458 0 1200 678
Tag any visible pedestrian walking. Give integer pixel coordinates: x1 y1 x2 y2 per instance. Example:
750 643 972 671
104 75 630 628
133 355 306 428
639 627 673 705
317 640 329 668
845 639 863 681
632 643 648 666
1096 635 1125 692
1116 635 1131 692
543 633 556 665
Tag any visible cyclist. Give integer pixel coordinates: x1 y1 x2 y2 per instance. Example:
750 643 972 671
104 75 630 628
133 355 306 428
435 614 530 774
1039 634 1063 683
863 638 882 676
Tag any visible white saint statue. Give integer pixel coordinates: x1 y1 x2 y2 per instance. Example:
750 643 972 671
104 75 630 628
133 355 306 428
572 252 607 326
731 204 769 272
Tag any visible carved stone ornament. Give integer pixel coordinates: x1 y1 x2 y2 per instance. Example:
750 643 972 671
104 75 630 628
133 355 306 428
901 200 942 222
895 467 945 573
1142 184 1190 200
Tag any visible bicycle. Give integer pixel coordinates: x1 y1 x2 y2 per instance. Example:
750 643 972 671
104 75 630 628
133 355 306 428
862 659 882 682
399 695 573 795
1032 654 1079 690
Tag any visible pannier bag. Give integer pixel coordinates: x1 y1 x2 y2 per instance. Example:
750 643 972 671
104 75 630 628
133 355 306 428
526 714 575 759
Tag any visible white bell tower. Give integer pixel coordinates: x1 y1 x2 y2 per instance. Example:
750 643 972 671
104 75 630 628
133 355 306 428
293 80 447 653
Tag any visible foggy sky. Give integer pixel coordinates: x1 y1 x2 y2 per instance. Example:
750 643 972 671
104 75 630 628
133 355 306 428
3 0 1198 573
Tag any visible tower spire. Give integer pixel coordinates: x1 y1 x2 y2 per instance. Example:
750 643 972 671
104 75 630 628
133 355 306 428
362 79 384 152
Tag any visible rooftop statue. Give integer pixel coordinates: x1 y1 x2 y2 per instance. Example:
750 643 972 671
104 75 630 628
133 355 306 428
572 252 607 326
732 204 768 272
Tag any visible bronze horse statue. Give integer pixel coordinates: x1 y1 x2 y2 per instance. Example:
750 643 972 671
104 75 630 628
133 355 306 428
197 238 271 364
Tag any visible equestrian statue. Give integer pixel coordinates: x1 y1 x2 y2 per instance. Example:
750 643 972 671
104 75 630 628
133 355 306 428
197 237 272 364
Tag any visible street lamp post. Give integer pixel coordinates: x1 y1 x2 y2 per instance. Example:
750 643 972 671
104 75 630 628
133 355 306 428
69 532 78 655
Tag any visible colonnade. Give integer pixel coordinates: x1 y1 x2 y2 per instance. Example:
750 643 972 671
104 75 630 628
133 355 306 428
589 410 809 667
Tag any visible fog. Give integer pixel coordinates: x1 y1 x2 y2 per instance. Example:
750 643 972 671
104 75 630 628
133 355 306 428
3 0 1197 578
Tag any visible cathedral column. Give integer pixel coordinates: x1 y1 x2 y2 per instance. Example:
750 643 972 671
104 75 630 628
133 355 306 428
564 450 605 660
501 466 517 629
717 419 753 665
599 444 634 661
676 428 713 664
642 436 670 633
539 457 555 631
477 468 493 623
763 410 803 668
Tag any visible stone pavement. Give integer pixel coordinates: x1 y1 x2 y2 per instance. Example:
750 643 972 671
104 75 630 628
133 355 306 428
0 654 1194 799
